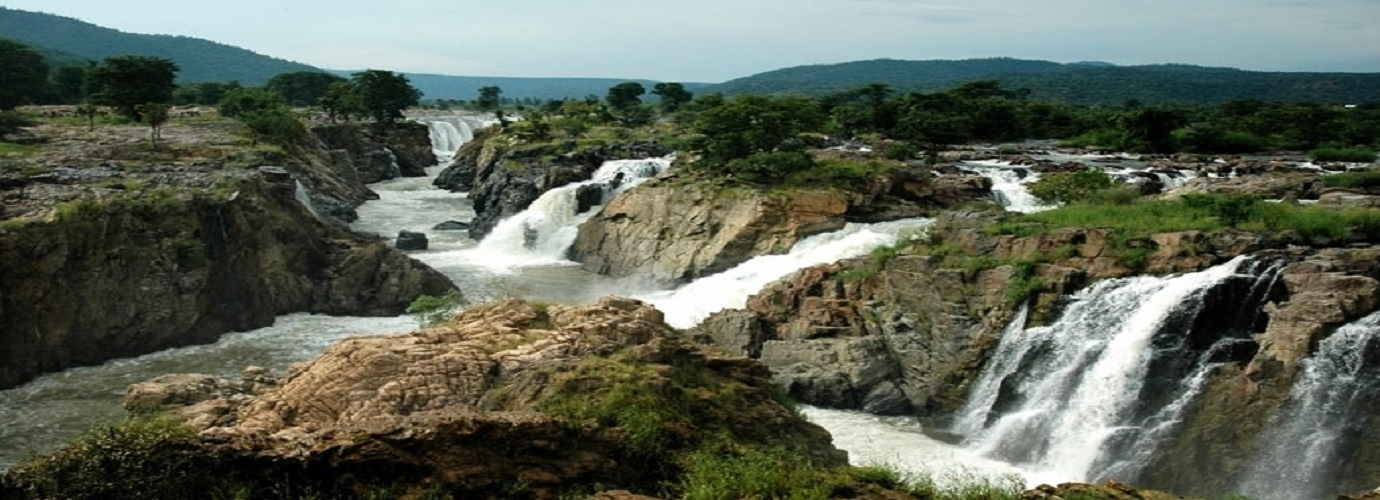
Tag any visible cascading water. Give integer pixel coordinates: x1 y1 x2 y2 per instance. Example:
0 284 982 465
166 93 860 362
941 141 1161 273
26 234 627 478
414 116 492 160
1238 311 1380 500
467 158 669 267
639 218 932 329
952 256 1283 485
293 180 321 218
960 160 1051 213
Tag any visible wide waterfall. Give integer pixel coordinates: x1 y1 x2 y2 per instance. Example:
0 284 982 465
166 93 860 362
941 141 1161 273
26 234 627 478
1239 311 1380 500
953 257 1283 485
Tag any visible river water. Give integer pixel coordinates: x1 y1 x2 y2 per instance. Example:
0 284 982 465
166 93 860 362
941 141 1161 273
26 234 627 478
0 126 1017 487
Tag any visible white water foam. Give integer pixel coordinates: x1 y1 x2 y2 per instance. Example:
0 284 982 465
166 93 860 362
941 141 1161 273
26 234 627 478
639 218 932 329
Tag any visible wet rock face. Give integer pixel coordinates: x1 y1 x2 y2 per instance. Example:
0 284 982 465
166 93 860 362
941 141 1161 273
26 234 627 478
395 230 429 251
0 176 457 389
310 122 436 182
111 298 844 498
569 170 991 286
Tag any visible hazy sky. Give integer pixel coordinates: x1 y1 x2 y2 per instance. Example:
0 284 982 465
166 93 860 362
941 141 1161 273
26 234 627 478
2 0 1377 82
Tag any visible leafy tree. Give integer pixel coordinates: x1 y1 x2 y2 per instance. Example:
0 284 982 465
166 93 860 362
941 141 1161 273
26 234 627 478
692 94 824 168
476 85 502 112
319 81 363 122
0 39 50 110
350 70 421 123
217 87 288 119
1117 107 1187 153
651 82 693 113
138 103 169 146
217 87 305 146
266 71 346 106
87 56 179 119
606 82 646 113
75 102 99 131
50 65 87 104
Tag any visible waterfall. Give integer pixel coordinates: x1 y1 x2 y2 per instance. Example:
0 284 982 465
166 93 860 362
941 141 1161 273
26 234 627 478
960 160 1051 213
415 116 493 161
640 218 933 329
953 256 1283 485
468 158 670 267
1239 310 1380 500
293 180 321 219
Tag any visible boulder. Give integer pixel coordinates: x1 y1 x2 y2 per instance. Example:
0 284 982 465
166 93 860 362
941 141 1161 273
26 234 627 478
431 220 470 231
395 230 429 251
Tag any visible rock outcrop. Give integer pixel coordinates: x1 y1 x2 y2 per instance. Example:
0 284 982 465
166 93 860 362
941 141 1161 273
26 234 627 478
431 129 672 239
311 121 437 181
569 169 992 285
6 298 850 499
691 212 1380 495
0 172 457 389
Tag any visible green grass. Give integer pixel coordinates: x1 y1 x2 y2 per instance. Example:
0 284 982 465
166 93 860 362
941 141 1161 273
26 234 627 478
1322 170 1380 189
0 142 37 156
1311 146 1377 163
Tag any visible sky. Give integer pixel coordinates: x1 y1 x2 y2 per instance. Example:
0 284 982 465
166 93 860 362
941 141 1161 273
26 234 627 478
1 0 1377 82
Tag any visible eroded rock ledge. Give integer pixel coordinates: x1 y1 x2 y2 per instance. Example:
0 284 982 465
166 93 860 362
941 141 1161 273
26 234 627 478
568 169 992 285
6 298 848 499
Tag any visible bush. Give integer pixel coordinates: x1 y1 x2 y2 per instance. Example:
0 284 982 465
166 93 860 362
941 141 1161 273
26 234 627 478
723 151 816 183
406 292 465 326
1311 146 1377 163
1027 170 1115 205
5 414 207 500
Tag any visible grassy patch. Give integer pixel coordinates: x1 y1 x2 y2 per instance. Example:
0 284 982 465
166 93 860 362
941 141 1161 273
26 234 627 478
0 142 37 157
406 292 466 326
1311 146 1377 163
1322 170 1380 189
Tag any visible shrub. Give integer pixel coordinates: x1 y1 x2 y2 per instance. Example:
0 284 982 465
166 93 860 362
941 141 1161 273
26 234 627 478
1027 170 1115 205
406 292 465 326
723 150 816 183
5 414 206 500
1311 146 1377 163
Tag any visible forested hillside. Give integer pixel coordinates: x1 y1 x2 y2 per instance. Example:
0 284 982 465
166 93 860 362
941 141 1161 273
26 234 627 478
0 7 321 85
709 58 1380 105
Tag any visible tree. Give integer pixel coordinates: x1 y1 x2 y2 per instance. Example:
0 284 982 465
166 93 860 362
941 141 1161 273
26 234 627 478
51 65 87 104
1117 107 1187 153
87 56 179 119
651 82 693 113
0 40 50 110
217 88 288 119
606 82 646 113
138 103 169 146
217 87 305 145
692 94 824 166
266 71 346 106
172 81 241 105
350 70 421 123
319 81 363 122
75 102 100 132
476 86 502 112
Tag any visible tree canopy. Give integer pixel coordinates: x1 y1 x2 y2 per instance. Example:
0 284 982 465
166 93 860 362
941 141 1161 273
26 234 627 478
0 39 50 110
267 71 346 106
350 69 421 123
652 82 693 113
476 86 502 111
606 82 646 113
87 55 179 119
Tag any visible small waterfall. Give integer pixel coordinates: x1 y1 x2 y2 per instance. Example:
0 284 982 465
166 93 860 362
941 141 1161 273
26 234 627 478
953 256 1282 484
1239 310 1380 500
416 116 492 161
640 218 933 329
293 180 321 218
961 160 1051 213
469 158 670 267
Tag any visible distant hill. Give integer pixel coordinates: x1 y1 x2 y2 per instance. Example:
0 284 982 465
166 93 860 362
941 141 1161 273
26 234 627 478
373 73 714 101
0 7 322 85
2 38 91 69
706 58 1380 105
